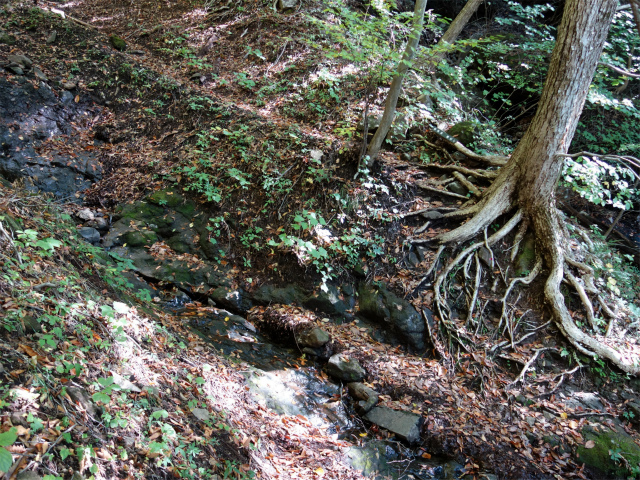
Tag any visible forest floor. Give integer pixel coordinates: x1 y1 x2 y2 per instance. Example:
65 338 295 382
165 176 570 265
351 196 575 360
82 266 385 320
1 0 640 479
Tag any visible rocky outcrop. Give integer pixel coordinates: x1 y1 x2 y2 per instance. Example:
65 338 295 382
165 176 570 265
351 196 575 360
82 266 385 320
357 284 426 350
0 77 102 201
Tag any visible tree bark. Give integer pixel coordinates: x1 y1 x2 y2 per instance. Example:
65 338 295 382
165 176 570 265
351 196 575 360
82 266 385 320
365 0 428 165
434 0 640 374
431 0 484 64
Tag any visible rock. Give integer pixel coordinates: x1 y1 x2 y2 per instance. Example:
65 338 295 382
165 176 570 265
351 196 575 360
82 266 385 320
7 65 24 75
446 121 477 146
447 181 467 196
364 407 423 444
326 353 366 382
61 90 75 104
78 226 100 244
90 216 109 230
16 472 43 480
77 208 95 221
0 33 16 45
347 382 379 413
421 210 443 220
277 0 298 11
111 372 141 393
191 408 211 421
478 246 493 268
67 386 100 417
109 35 127 51
406 251 420 268
357 284 425 350
62 81 77 90
357 114 381 133
33 67 48 81
309 149 323 162
253 284 307 306
9 388 39 402
296 327 330 348
46 31 57 44
21 315 42 334
8 55 33 69
576 424 640 478
303 283 352 316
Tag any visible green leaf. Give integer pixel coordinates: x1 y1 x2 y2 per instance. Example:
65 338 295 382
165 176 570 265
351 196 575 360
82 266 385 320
60 448 71 460
35 238 63 252
0 429 17 447
151 409 169 420
92 392 110 404
0 448 13 473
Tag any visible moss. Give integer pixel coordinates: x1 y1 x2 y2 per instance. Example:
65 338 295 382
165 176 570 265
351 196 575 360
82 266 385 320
0 33 17 45
122 230 158 247
146 190 196 218
576 425 640 478
514 234 536 276
109 35 126 51
446 121 477 146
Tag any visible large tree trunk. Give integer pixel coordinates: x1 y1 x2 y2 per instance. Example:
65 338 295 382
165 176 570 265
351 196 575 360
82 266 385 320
434 0 640 374
365 0 428 165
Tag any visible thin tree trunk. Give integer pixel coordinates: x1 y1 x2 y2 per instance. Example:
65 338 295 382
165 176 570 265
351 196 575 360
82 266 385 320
431 0 483 64
365 0 428 165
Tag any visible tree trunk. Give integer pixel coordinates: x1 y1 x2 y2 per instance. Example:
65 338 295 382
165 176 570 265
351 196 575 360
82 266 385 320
365 0 428 165
431 0 484 64
435 0 640 374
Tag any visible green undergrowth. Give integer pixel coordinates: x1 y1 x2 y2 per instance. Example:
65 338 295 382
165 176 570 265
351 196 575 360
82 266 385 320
0 183 255 479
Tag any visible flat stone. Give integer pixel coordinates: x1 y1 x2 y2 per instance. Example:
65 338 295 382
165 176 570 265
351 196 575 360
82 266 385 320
447 181 467 196
364 407 423 444
8 65 24 75
78 226 100 244
309 149 323 162
478 246 493 268
421 210 443 220
192 408 210 421
46 31 57 44
111 372 141 392
8 55 33 68
33 67 48 81
62 81 77 90
325 353 365 382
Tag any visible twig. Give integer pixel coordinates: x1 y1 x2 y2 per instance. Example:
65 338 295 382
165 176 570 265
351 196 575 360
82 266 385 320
466 254 482 325
509 347 552 387
415 182 469 199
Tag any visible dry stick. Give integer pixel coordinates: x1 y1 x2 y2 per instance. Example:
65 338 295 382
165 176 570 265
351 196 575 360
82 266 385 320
498 259 542 336
401 206 458 218
415 182 469 200
491 319 553 353
433 211 523 341
466 253 482 325
421 163 499 180
453 171 481 196
535 365 583 397
509 347 553 387
0 220 22 265
414 220 430 235
565 269 597 331
44 7 97 29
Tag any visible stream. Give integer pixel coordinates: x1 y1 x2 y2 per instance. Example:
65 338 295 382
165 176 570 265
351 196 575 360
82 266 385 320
179 304 466 480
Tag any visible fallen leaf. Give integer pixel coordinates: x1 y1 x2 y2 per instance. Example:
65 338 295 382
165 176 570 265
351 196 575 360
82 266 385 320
584 440 596 449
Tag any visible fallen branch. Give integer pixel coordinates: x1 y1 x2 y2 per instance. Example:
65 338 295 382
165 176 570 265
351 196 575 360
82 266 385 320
509 347 553 387
415 182 469 200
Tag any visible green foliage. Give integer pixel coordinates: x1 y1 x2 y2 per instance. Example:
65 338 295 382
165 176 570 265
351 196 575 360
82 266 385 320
0 428 17 473
562 156 636 210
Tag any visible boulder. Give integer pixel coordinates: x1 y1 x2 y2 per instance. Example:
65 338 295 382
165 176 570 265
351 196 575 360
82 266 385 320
357 284 425 350
446 121 477 146
109 35 127 51
78 227 100 244
325 353 365 382
295 327 330 348
277 0 298 11
364 407 423 444
576 424 640 478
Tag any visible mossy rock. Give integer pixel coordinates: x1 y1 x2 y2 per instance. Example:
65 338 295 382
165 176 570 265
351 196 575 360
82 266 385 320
446 121 478 146
122 229 158 247
109 35 127 51
253 284 307 305
115 202 165 223
0 33 17 45
514 234 536 276
147 189 196 218
575 425 640 478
